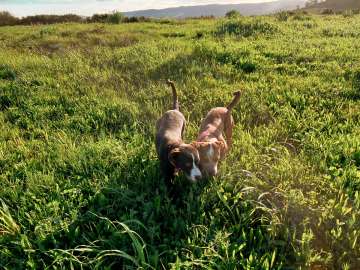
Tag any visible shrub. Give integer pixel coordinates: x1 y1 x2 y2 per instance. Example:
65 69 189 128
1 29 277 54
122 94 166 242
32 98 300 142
216 19 277 37
195 31 205 39
293 13 312 21
353 69 360 91
193 43 256 73
88 12 136 24
158 19 176 24
276 11 291 22
108 12 124 24
343 10 354 18
303 21 317 29
344 68 360 100
88 13 109 23
321 8 334 15
122 16 152 23
225 10 241 19
0 11 19 26
188 15 215 20
162 32 186 38
0 65 16 81
19 14 83 25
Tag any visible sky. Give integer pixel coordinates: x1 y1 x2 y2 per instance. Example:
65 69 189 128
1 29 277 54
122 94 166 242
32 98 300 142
0 0 277 17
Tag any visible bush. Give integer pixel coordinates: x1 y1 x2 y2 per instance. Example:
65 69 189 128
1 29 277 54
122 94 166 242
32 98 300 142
0 12 85 26
353 70 360 91
193 43 257 73
216 19 277 37
162 32 186 38
321 8 334 15
122 16 152 23
293 13 312 21
0 65 16 81
188 15 216 20
195 31 205 39
0 11 19 26
88 13 109 23
343 10 354 17
88 12 143 24
303 21 317 29
276 11 291 22
19 14 83 25
108 12 124 24
122 16 140 23
225 10 241 19
344 69 360 100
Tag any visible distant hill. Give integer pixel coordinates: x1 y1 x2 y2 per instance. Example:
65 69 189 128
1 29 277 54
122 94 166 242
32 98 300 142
123 0 307 18
305 0 360 12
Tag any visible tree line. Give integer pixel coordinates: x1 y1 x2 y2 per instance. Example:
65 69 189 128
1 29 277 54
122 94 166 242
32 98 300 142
0 11 151 26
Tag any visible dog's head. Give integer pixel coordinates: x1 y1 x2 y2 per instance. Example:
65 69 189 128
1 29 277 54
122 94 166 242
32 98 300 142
168 144 202 182
192 141 225 177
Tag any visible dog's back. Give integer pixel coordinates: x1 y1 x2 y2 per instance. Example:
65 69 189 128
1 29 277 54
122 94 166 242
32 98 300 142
155 110 185 156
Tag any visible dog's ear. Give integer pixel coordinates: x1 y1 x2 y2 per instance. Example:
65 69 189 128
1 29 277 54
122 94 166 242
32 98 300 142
168 148 181 167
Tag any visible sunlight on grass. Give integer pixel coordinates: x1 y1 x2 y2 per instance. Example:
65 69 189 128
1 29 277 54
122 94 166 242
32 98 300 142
0 13 359 269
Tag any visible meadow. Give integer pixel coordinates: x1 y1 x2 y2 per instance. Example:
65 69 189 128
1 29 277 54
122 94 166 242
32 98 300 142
0 12 359 269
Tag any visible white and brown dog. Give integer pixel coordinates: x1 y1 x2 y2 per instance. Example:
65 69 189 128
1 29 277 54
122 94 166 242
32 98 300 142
192 91 241 177
155 80 202 184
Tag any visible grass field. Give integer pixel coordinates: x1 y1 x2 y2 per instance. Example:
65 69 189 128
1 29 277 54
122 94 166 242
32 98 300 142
0 13 359 269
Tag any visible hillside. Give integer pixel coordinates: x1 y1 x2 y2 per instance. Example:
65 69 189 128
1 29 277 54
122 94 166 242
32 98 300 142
306 0 360 12
0 14 359 269
123 0 307 18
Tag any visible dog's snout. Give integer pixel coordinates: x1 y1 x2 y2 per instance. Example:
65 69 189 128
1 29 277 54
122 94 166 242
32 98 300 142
187 164 202 182
209 171 217 177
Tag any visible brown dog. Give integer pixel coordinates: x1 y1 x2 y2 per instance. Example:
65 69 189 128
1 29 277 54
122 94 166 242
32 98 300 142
193 91 241 177
155 80 202 184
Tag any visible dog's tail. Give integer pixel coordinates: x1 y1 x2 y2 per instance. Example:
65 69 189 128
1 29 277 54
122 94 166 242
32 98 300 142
224 91 241 150
166 79 179 110
226 91 241 112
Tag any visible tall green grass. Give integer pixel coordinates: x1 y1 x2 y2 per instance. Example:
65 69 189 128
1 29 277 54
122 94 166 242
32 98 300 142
0 15 359 269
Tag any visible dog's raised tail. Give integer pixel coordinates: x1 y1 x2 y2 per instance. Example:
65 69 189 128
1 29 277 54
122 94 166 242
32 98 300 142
166 79 179 110
226 91 241 112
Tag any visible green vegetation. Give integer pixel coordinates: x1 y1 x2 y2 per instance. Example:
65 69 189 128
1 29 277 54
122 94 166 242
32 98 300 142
0 12 84 26
0 11 18 26
216 18 277 37
0 14 359 269
0 11 151 26
225 10 242 19
107 12 125 24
